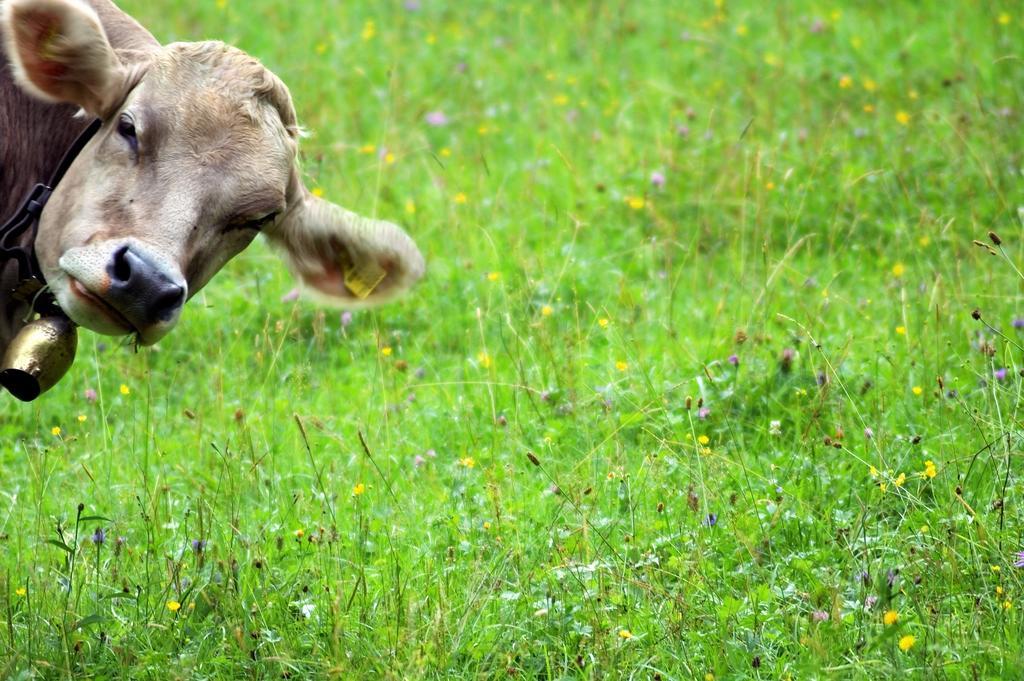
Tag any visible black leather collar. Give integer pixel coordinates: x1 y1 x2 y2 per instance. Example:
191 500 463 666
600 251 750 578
1 118 102 316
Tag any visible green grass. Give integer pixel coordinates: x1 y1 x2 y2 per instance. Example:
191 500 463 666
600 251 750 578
2 0 1024 678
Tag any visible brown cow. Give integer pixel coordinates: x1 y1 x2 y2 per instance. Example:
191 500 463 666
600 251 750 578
0 0 424 398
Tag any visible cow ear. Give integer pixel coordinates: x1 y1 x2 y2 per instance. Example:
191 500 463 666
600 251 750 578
265 188 425 307
2 0 128 116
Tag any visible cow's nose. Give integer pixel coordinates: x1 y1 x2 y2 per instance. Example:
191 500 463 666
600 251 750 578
106 245 185 328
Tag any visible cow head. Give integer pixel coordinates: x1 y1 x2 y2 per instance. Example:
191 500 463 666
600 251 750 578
1 0 424 345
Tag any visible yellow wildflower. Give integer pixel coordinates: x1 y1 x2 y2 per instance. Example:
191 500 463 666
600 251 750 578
697 435 710 446
77 414 87 423
352 483 366 496
598 318 610 328
51 426 61 436
454 192 468 204
898 634 915 652
912 386 923 396
891 262 905 277
615 361 628 372
381 347 393 357
486 271 500 282
998 13 1011 25
863 104 875 113
460 457 476 468
895 110 911 126
541 305 553 317
863 78 878 92
896 326 906 335
167 600 181 613
625 196 645 210
552 94 570 106
358 144 376 155
883 610 899 625
483 521 491 530
361 20 376 41
477 352 493 368
838 75 853 89
923 460 937 478
618 629 633 639
405 200 416 215
120 384 130 396
15 587 26 597
311 187 325 198
294 529 305 538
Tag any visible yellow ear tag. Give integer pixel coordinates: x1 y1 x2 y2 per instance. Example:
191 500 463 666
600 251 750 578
39 26 60 61
343 258 387 299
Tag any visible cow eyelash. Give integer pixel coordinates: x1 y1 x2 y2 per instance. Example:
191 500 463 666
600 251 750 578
230 212 278 232
117 114 138 154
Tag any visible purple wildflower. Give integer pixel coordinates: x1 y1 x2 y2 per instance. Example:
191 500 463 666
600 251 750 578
864 427 874 439
280 287 300 303
698 406 710 419
340 311 353 328
84 388 97 402
1014 551 1024 568
425 449 437 458
811 610 829 622
425 111 449 126
704 513 718 527
403 0 421 10
995 368 1008 381
91 528 105 545
864 595 878 608
676 124 690 138
191 539 207 554
650 171 665 188
1013 318 1024 329
413 454 426 467
728 354 739 366
886 569 899 588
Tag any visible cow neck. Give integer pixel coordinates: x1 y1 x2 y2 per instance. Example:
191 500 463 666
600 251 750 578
0 118 103 318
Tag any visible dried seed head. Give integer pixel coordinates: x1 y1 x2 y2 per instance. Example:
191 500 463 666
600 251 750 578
685 396 692 410
527 452 541 467
971 308 981 321
989 231 1002 246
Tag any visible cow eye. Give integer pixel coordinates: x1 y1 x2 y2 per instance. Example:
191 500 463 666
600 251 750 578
117 114 138 153
231 212 278 232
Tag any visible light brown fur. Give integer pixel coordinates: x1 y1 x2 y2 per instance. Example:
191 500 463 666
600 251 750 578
1 0 423 354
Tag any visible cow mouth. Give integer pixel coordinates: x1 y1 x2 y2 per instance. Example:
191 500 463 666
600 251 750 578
68 278 138 336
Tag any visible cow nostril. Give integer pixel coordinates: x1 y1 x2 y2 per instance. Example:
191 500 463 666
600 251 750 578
153 285 186 319
111 245 132 284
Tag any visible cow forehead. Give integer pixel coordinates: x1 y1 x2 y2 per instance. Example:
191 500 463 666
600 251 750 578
124 43 297 210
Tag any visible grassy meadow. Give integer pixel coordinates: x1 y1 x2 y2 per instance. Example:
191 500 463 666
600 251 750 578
2 0 1024 677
